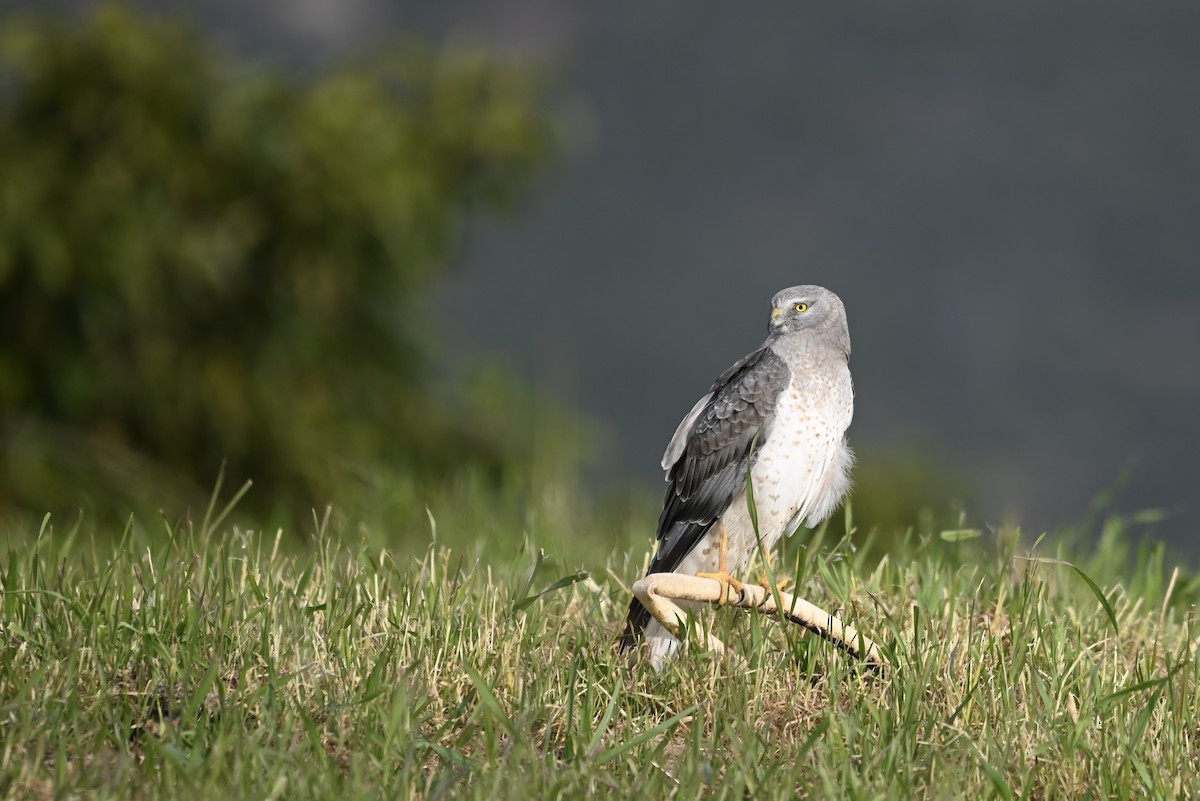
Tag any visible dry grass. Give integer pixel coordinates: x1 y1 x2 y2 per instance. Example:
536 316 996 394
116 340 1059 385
1 499 1198 799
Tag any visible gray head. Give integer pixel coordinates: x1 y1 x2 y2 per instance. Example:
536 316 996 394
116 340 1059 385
768 285 850 353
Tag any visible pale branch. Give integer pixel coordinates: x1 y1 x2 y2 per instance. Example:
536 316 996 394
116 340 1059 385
633 573 886 667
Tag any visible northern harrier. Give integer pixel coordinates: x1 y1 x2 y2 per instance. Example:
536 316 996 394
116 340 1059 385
621 285 854 667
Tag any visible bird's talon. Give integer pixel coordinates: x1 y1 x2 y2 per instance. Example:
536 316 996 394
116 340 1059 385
758 576 791 593
697 570 745 604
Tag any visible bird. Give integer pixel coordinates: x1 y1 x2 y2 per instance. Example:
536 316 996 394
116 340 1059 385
620 285 854 668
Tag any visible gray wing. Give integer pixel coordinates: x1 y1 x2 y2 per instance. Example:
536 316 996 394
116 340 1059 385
660 393 711 471
621 345 791 647
653 345 791 568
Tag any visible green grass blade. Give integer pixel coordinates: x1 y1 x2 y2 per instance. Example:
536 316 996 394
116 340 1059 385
1018 556 1120 637
594 704 699 767
586 675 623 755
939 529 981 542
511 569 590 612
1065 562 1119 638
464 666 517 737
1099 660 1187 707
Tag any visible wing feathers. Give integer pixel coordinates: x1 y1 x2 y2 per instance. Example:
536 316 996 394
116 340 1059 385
649 346 790 570
621 345 791 649
661 392 712 470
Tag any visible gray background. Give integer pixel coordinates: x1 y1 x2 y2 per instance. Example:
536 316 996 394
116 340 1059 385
14 0 1200 553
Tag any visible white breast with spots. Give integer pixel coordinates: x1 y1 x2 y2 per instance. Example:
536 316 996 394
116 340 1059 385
722 370 854 573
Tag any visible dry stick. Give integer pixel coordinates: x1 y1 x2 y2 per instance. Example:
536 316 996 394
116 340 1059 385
633 573 886 667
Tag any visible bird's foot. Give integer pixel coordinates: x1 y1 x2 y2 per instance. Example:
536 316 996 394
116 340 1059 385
696 570 745 605
697 522 743 604
758 576 791 594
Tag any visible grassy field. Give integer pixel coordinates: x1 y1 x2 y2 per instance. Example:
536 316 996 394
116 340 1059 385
1 487 1198 800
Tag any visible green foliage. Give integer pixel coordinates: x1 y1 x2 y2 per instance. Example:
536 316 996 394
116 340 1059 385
846 449 975 537
1 500 1197 799
0 5 559 522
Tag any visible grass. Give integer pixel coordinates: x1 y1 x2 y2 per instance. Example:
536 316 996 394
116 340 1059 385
1 489 1198 800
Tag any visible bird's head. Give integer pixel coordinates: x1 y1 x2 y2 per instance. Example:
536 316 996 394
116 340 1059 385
768 285 850 351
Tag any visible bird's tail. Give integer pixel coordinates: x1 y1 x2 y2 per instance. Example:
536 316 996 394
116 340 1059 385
620 598 686 670
619 519 717 654
618 597 653 652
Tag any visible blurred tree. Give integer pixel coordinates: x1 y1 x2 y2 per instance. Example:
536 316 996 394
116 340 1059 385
0 4 561 521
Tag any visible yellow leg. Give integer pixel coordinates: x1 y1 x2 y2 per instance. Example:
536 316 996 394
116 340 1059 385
696 523 744 604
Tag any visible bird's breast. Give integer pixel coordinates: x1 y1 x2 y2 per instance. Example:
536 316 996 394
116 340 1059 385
746 371 854 540
676 367 854 580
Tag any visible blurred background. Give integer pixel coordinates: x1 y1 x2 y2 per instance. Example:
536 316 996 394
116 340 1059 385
1 1 1197 559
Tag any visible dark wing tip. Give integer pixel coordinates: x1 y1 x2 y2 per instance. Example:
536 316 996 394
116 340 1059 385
618 597 652 651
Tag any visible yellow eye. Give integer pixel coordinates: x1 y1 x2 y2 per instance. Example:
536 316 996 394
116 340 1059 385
794 303 808 313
